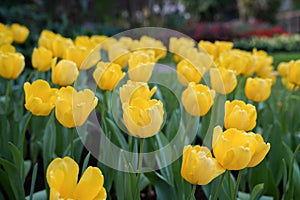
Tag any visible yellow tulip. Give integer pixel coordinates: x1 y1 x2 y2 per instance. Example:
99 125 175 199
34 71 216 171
182 82 215 116
210 67 237 94
38 30 56 51
128 50 155 82
181 145 225 185
289 60 300 86
64 45 91 69
75 36 96 51
0 44 16 53
108 43 130 68
245 77 272 102
0 52 25 79
93 62 125 91
177 59 204 86
52 35 73 58
122 97 164 138
52 60 79 86
224 100 257 131
198 40 216 58
118 36 133 49
218 50 247 75
277 61 290 78
138 36 167 60
24 80 58 116
170 37 195 62
10 23 29 44
212 126 270 170
46 157 106 200
0 23 13 45
90 35 108 46
119 80 157 104
55 86 98 128
32 47 56 72
214 41 234 55
100 37 117 51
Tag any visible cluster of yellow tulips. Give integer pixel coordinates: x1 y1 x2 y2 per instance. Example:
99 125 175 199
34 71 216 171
1 22 300 200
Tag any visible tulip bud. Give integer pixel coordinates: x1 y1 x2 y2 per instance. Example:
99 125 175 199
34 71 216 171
182 82 215 116
177 59 204 86
181 145 225 185
93 62 125 91
10 23 29 44
289 59 300 86
52 60 79 86
32 47 56 72
245 77 272 102
0 52 25 79
224 100 257 131
210 67 237 94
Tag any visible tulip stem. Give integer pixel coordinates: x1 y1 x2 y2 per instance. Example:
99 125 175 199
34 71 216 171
70 128 75 158
213 171 226 200
189 184 196 200
135 138 145 200
20 112 32 156
232 170 242 200
4 80 10 113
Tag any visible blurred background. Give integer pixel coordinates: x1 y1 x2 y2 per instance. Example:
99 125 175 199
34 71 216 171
1 0 300 61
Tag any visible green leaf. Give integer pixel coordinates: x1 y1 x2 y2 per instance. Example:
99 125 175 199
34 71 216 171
25 190 47 200
250 183 264 200
24 160 32 180
0 114 10 158
105 117 127 149
0 169 15 200
29 163 38 200
81 152 90 177
8 142 25 183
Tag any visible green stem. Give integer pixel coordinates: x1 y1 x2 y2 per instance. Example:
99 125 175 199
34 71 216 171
189 184 196 200
135 138 145 200
128 135 133 152
20 113 32 156
4 80 11 113
213 171 226 200
233 170 243 200
70 128 75 158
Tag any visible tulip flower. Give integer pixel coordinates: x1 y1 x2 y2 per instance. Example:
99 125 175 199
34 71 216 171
0 44 16 53
224 100 257 131
108 43 130 68
93 62 125 91
63 45 90 69
119 80 157 104
122 97 164 138
289 59 300 86
182 82 215 116
210 67 237 94
52 35 73 58
38 30 56 51
181 145 225 185
177 59 204 86
245 77 272 102
52 60 79 86
32 47 56 72
212 126 270 170
46 157 106 200
128 50 155 82
10 23 29 44
75 35 96 51
55 86 98 128
0 23 13 46
0 52 25 79
198 40 216 58
24 80 58 116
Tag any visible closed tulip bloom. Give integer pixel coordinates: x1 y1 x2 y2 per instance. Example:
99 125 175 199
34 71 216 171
277 61 290 77
52 35 73 58
38 30 56 51
210 67 237 94
128 50 155 82
289 60 300 86
32 47 56 72
55 86 98 128
24 80 58 116
245 77 272 102
177 59 203 86
198 40 216 58
93 62 125 91
181 145 225 185
119 80 157 104
52 60 79 86
122 97 164 138
46 157 106 200
108 43 130 68
0 52 25 79
75 36 96 51
182 82 215 116
64 45 90 69
0 24 13 45
10 23 29 43
213 126 270 170
224 100 257 131
0 44 16 53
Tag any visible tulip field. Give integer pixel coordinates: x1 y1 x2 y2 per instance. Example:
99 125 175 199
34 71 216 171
0 23 300 200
